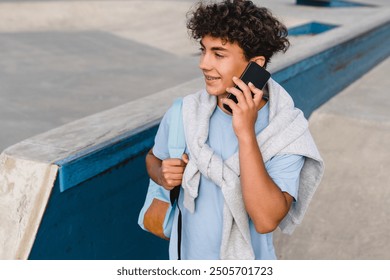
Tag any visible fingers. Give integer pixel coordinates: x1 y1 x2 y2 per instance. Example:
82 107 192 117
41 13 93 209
232 76 253 102
248 82 264 104
160 157 188 190
161 159 186 178
160 168 184 190
163 158 186 167
161 180 182 191
225 77 263 114
222 96 239 113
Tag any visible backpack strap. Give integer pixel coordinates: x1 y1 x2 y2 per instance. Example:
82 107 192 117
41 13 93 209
167 97 185 260
168 98 185 159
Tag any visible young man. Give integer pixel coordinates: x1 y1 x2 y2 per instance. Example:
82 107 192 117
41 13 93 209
146 0 324 260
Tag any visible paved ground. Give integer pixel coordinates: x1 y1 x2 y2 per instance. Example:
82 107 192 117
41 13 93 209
274 56 390 259
0 0 389 259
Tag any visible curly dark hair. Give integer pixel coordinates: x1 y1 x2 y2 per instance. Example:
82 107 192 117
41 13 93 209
187 0 290 67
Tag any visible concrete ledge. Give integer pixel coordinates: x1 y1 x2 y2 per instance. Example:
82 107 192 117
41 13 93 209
269 9 389 73
0 154 57 259
0 7 389 259
0 78 202 259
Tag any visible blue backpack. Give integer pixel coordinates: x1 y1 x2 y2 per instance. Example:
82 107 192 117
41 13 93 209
138 98 185 239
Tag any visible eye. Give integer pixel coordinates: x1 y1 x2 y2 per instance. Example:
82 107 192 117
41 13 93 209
199 47 205 55
215 53 224 58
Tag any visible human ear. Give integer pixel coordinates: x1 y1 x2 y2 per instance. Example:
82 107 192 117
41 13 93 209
250 56 266 67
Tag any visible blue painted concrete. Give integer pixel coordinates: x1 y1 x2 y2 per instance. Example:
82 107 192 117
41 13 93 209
288 22 338 36
296 0 371 7
28 20 389 259
56 121 159 193
275 21 389 118
29 149 169 260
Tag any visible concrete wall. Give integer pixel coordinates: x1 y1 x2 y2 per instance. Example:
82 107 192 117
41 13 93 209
0 9 389 259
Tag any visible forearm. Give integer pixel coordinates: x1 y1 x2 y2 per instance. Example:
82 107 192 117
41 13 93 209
238 134 291 233
146 148 163 186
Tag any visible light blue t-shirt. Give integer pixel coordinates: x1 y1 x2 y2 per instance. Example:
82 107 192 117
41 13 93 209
153 101 304 260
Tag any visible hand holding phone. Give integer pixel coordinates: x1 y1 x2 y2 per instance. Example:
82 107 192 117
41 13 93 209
223 62 271 114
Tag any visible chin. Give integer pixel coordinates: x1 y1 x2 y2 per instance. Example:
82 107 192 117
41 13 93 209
205 85 225 97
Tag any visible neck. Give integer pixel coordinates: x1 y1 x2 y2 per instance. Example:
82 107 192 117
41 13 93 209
217 95 268 115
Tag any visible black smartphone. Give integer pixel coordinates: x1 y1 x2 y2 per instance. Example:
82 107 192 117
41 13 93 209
223 61 271 114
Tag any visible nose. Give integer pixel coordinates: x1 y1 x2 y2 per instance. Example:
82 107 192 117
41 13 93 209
199 53 212 72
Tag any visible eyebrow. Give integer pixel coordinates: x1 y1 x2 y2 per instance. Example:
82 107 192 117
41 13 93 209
200 40 228 52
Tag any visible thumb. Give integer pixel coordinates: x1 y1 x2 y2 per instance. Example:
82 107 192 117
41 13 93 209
182 153 189 164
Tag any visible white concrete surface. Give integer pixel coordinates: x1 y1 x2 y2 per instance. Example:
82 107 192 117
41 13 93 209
0 153 58 259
